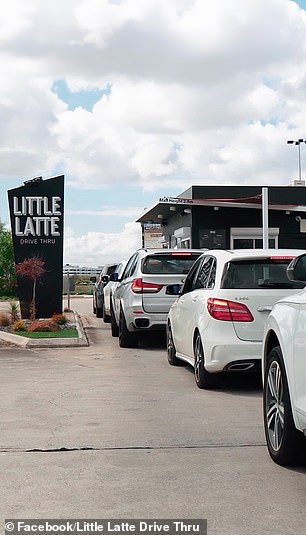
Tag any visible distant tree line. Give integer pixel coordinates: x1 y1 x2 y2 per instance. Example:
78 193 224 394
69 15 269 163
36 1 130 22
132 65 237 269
0 220 16 296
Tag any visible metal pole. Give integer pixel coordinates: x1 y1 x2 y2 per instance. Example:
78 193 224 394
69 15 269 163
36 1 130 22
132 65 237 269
262 187 269 249
298 142 302 181
287 139 305 181
67 265 71 311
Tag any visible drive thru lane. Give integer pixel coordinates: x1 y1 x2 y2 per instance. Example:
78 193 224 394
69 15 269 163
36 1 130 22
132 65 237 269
1 296 305 535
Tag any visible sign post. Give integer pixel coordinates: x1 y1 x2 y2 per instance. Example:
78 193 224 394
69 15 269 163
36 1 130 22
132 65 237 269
7 175 64 319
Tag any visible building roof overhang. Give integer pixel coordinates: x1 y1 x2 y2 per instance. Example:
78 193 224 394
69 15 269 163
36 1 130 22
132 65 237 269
136 196 306 224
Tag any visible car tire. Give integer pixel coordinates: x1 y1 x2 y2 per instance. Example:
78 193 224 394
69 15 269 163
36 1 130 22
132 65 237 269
96 305 103 318
110 301 119 337
96 295 103 318
103 304 111 323
119 308 138 348
166 322 181 366
93 299 96 315
194 332 218 389
263 345 305 466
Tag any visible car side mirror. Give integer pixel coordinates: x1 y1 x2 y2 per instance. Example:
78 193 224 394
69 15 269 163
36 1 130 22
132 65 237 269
109 273 119 282
287 253 306 282
101 275 110 284
90 276 97 283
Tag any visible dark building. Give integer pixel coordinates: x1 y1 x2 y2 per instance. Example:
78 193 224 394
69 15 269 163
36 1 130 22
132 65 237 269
136 184 306 250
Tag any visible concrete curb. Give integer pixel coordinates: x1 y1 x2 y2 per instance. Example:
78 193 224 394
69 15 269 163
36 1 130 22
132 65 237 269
0 311 89 348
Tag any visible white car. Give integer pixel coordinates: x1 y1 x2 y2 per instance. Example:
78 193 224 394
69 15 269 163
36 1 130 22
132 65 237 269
92 263 118 318
110 248 204 347
167 249 306 389
262 252 306 466
103 260 127 324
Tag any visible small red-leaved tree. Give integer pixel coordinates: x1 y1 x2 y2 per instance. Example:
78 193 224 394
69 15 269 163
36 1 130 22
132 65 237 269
16 257 46 320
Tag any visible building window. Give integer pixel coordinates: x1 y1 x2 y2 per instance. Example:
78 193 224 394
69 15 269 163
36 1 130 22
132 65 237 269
230 228 279 249
180 238 191 248
173 227 191 248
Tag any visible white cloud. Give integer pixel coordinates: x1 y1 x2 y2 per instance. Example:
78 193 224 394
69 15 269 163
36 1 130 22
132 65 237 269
2 0 306 262
0 0 36 41
67 206 143 217
64 221 142 265
2 0 306 186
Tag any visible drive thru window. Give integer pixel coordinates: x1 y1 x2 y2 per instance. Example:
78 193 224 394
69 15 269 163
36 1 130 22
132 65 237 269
230 227 279 249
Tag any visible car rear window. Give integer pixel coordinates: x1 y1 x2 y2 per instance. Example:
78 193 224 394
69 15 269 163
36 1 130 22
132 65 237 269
142 254 201 275
221 258 305 289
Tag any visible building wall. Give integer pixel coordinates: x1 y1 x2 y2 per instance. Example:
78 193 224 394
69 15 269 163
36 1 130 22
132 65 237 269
63 265 102 276
190 185 306 205
163 211 192 248
191 205 306 249
138 186 306 250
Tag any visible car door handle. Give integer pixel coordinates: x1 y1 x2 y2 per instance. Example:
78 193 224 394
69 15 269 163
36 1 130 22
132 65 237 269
257 306 273 312
192 296 199 302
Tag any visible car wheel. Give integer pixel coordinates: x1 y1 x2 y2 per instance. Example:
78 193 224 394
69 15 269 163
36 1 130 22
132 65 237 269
119 308 138 348
103 304 111 323
96 296 103 318
110 301 119 337
263 345 305 466
194 333 218 389
96 305 103 318
166 322 181 366
93 298 96 315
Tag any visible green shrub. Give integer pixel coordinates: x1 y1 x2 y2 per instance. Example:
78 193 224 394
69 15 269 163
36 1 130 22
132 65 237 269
10 302 19 323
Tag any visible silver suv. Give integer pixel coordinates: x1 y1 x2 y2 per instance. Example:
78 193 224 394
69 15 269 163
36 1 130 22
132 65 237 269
110 249 203 347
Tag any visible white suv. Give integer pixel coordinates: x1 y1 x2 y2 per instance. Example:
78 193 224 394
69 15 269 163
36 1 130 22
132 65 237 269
110 249 204 347
167 249 306 389
262 252 306 466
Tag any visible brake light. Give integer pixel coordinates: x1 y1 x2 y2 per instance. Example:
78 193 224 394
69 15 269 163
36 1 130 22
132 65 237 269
269 256 295 260
170 252 192 256
207 298 254 322
131 278 163 293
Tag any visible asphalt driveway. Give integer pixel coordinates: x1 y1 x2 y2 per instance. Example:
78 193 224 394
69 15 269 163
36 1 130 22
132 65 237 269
1 297 306 535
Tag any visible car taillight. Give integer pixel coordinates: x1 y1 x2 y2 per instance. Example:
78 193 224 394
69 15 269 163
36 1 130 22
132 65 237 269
269 256 295 261
131 278 163 293
207 298 254 322
170 252 192 256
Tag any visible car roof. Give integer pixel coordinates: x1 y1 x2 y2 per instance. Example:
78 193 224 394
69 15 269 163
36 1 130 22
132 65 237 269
200 248 306 261
139 248 204 255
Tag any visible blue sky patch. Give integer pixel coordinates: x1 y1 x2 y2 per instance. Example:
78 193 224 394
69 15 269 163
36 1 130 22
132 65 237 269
293 0 306 9
52 80 111 111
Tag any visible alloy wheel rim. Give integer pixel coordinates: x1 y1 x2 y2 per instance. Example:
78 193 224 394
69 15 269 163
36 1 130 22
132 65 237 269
194 336 202 382
265 360 285 452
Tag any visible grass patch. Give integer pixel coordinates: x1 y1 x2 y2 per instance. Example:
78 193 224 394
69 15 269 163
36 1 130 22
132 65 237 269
15 328 78 339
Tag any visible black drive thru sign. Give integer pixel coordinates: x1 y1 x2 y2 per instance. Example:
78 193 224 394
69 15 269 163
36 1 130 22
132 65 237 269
8 175 64 319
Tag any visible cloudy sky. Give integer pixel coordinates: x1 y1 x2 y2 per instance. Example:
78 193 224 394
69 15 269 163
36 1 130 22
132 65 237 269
1 0 306 266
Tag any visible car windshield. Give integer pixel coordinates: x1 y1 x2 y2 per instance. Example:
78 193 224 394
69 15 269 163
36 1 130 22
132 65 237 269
107 265 118 276
222 258 305 289
142 253 201 275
